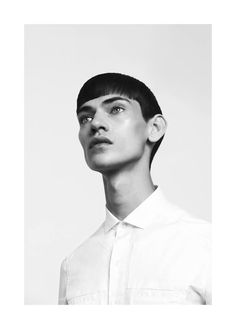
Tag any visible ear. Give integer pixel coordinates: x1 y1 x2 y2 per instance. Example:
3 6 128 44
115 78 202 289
148 114 167 143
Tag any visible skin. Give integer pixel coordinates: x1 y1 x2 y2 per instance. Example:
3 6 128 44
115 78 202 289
78 94 167 220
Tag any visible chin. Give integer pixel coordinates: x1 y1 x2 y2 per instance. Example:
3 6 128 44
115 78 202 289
87 155 141 174
87 160 119 174
86 153 122 173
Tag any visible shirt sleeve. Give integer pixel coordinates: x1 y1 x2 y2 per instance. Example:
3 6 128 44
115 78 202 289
195 225 212 305
58 258 68 305
204 249 212 305
189 222 212 305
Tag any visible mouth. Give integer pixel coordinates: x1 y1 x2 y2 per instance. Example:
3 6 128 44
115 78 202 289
89 137 113 149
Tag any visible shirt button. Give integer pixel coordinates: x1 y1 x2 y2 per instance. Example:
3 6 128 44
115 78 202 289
119 222 125 229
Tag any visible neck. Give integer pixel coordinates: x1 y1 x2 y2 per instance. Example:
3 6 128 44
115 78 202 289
102 160 155 220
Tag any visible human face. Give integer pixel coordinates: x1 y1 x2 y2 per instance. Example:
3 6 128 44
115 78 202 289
77 94 149 173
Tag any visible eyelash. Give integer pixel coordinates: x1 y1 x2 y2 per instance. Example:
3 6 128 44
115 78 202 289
79 116 92 125
79 106 125 125
110 106 124 114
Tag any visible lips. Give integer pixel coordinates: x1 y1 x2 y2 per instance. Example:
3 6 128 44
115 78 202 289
89 137 113 149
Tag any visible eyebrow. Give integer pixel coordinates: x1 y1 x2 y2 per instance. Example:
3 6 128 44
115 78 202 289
77 96 131 114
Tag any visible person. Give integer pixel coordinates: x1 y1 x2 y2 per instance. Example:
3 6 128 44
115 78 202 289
58 72 211 305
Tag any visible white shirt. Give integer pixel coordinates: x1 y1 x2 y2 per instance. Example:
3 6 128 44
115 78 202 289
58 187 211 305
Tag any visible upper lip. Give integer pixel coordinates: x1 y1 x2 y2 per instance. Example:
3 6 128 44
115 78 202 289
89 137 113 149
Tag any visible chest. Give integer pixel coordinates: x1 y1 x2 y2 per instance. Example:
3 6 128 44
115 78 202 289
66 224 205 304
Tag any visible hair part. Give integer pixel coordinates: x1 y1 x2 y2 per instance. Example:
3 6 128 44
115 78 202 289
76 72 164 168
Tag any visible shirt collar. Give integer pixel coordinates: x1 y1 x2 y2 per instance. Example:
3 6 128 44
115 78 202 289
104 186 171 233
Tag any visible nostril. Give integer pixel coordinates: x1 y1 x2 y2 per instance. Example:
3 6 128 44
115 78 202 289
90 119 108 132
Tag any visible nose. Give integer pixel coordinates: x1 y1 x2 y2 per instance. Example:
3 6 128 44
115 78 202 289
90 110 109 133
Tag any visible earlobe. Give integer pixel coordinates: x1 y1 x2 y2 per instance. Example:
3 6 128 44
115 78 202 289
148 114 167 143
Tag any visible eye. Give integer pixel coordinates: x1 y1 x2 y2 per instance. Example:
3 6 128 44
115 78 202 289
79 115 93 125
110 106 124 114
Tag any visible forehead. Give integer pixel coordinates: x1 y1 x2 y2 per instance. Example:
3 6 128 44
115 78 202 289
79 94 139 109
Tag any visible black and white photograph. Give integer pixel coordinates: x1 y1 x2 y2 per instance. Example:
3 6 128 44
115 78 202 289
24 24 211 305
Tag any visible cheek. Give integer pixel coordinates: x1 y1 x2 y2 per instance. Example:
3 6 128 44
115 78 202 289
116 119 146 150
78 129 86 148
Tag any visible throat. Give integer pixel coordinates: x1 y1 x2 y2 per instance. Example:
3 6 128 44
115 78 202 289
103 172 155 220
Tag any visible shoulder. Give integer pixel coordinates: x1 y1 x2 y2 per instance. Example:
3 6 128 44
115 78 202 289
154 194 211 250
171 207 211 252
160 193 211 234
61 222 105 267
177 209 211 238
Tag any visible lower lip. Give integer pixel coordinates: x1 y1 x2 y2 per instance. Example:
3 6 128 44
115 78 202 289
90 142 111 150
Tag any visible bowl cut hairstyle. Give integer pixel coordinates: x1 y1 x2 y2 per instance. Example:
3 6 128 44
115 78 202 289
76 72 164 168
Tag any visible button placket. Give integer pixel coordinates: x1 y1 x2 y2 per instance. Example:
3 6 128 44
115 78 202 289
108 222 128 304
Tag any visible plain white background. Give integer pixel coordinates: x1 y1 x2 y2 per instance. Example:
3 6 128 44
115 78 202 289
1 0 236 328
24 24 211 305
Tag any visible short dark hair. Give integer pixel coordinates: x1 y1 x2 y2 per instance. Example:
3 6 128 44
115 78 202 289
76 72 164 167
